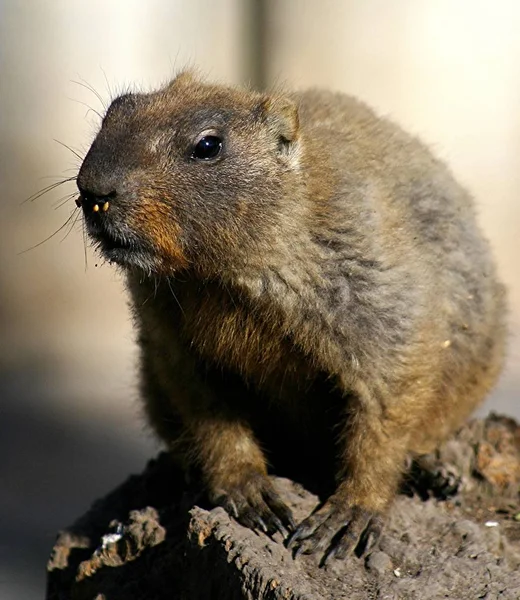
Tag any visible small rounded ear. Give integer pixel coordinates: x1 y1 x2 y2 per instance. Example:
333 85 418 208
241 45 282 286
256 95 300 145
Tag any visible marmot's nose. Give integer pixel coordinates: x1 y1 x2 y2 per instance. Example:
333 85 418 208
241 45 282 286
76 187 116 214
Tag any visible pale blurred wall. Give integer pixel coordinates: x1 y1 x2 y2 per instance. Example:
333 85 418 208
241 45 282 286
0 1 518 599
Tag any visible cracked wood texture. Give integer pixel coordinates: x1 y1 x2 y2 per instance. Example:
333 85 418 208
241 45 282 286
47 414 520 600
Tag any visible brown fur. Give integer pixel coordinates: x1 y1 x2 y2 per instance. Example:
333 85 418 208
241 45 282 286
76 72 507 562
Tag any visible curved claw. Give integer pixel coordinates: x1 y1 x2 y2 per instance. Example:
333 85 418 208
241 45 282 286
262 510 288 538
262 486 297 533
238 505 269 533
212 474 295 540
288 502 384 566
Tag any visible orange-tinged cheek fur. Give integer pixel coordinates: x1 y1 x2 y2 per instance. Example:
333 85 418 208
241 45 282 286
127 197 188 272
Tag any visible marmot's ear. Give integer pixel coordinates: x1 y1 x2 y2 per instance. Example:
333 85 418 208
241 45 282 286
257 95 300 145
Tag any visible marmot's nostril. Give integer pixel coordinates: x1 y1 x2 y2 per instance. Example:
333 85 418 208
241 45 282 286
77 188 116 213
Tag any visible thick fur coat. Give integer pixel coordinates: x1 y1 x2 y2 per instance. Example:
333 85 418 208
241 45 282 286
76 73 506 562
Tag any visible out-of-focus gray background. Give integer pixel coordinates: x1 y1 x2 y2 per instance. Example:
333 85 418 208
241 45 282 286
1 1 518 598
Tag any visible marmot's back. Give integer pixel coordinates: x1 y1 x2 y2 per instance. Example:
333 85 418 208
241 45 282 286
296 89 506 432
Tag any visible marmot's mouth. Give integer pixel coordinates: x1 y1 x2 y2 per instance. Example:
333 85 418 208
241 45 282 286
93 231 160 272
86 220 140 255
99 235 134 253
84 215 161 271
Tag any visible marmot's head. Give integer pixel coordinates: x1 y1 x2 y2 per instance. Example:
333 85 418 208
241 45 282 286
76 72 301 276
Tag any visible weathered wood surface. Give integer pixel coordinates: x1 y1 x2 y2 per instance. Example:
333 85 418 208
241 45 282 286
47 414 520 600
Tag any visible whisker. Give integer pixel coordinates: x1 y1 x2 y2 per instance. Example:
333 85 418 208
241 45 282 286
100 66 114 101
53 139 85 161
38 173 76 181
53 192 78 210
82 217 89 271
67 97 103 121
166 276 185 317
24 177 76 204
60 209 82 242
72 77 107 110
141 276 158 307
19 209 80 254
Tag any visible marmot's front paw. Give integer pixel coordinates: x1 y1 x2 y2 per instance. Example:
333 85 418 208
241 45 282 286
404 454 462 500
212 473 295 538
287 498 384 566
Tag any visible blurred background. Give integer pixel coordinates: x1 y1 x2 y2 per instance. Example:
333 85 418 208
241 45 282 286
1 1 519 597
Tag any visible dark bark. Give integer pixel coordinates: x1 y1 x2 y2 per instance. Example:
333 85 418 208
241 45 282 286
47 414 520 600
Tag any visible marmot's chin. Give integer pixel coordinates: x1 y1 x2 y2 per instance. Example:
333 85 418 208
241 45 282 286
104 248 160 274
94 236 159 274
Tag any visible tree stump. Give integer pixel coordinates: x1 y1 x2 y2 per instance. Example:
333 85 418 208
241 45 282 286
47 414 520 599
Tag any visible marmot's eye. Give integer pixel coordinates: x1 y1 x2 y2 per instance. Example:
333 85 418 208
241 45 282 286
192 136 222 160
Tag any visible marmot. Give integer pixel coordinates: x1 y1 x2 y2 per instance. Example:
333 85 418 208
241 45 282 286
76 72 506 564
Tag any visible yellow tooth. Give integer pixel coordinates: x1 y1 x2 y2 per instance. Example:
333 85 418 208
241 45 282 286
93 204 100 212
102 201 110 212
